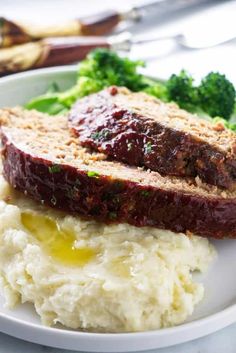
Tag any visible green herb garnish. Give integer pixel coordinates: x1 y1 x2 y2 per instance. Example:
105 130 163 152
87 171 100 178
145 142 153 154
141 190 150 197
109 212 117 220
91 129 110 140
48 165 61 174
91 132 101 140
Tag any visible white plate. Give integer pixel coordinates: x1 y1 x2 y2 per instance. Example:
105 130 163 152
0 67 236 352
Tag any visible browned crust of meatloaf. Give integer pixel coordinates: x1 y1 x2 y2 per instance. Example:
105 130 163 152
68 86 236 190
1 107 236 239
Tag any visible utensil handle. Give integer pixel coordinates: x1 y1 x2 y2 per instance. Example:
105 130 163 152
79 10 121 36
0 37 110 75
39 37 110 67
0 17 31 47
0 11 120 48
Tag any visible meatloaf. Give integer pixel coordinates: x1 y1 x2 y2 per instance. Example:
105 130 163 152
1 107 236 239
68 86 236 190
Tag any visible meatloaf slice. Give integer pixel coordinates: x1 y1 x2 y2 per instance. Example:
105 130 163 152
1 107 236 239
68 86 236 190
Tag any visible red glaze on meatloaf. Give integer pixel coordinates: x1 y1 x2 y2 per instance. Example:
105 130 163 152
68 86 236 190
1 108 236 239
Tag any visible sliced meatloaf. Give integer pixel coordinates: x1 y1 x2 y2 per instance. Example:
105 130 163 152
1 107 236 239
68 86 236 190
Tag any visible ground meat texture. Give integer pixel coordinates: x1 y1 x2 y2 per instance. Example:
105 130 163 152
1 107 236 240
68 86 236 190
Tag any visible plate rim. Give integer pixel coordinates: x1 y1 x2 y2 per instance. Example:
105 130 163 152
0 303 236 352
0 66 236 352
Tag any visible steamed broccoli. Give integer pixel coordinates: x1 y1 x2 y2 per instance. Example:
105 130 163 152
163 70 236 122
25 49 236 131
59 76 102 107
26 49 147 114
142 77 168 101
198 72 235 120
166 70 198 111
79 48 147 92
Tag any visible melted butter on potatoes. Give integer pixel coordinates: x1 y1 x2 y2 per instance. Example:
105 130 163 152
0 171 216 332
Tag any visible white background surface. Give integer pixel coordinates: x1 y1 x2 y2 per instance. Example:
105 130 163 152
0 0 236 352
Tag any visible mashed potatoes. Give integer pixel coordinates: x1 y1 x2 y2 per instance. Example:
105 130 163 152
0 172 215 332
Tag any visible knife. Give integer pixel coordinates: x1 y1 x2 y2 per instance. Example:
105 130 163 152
0 0 216 48
0 37 109 75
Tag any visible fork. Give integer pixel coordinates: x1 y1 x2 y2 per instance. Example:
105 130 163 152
1 30 235 75
110 31 236 51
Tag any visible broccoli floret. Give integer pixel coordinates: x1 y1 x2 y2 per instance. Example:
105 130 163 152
26 49 147 114
144 82 168 101
59 77 103 107
25 49 236 129
79 48 147 91
166 70 198 111
142 77 168 101
198 72 235 120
